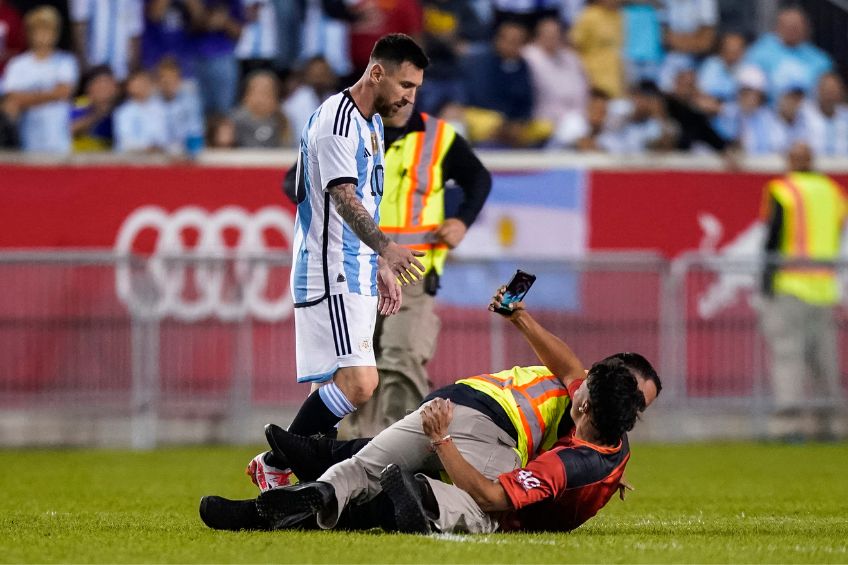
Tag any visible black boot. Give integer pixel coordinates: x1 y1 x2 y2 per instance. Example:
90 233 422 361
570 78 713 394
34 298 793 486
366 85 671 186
379 464 432 534
265 423 335 481
256 481 336 530
199 495 270 531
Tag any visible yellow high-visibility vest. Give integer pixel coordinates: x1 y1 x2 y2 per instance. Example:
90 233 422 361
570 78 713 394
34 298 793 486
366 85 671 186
457 366 572 465
380 113 457 275
767 172 847 305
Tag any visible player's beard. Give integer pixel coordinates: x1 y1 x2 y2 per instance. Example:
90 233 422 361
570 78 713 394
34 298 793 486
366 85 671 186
374 94 402 118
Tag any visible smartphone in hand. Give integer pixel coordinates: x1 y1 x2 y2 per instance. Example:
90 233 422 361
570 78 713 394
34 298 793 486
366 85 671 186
494 269 536 315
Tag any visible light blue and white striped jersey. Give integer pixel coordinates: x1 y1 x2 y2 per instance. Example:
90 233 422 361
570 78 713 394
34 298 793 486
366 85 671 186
801 101 848 157
114 97 169 152
291 90 385 306
235 0 278 60
70 0 143 81
1 50 78 154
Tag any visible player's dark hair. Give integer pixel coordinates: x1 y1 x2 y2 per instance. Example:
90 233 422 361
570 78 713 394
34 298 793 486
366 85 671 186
370 33 429 70
586 358 646 446
605 352 662 402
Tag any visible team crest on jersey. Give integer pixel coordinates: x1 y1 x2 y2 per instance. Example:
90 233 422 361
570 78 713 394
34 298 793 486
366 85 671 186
360 338 372 353
517 470 541 490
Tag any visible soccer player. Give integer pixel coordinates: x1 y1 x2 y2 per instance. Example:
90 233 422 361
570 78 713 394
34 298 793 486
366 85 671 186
284 35 429 455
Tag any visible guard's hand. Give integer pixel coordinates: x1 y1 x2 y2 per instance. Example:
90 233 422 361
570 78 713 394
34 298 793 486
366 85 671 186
488 285 525 317
377 263 402 316
434 218 467 249
381 241 426 285
421 398 454 441
618 478 634 501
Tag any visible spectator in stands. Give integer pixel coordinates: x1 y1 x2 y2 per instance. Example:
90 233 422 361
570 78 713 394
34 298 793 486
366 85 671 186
570 0 624 98
415 0 488 114
157 57 204 156
228 69 289 148
300 0 353 79
194 0 243 116
2 6 78 154
715 65 781 155
491 0 562 31
716 0 756 38
71 0 143 81
745 6 832 101
772 84 808 154
71 65 119 151
269 0 301 74
663 66 727 154
697 32 746 107
114 69 168 152
282 56 337 142
142 0 206 76
801 72 848 157
658 0 718 92
522 17 588 131
616 80 676 153
548 87 610 151
0 0 25 75
347 0 423 78
462 20 538 147
622 0 663 84
463 21 532 121
235 0 278 78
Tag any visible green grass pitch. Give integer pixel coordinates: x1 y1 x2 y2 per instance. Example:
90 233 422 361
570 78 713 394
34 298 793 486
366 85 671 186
1 442 847 564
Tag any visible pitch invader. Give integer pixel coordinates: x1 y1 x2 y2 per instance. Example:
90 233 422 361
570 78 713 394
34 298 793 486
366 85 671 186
249 34 430 488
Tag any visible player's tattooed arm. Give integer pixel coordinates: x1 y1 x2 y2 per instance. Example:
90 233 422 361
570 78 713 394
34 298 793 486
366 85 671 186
329 183 390 255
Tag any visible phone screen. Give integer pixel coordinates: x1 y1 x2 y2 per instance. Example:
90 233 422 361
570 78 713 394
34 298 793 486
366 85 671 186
495 270 536 315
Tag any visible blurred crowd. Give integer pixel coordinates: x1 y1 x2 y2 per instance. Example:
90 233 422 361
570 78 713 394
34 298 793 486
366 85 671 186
1 0 847 158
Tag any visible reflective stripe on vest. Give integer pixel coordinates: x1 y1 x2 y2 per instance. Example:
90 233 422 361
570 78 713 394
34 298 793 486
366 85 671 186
456 366 571 465
769 173 847 305
381 113 456 274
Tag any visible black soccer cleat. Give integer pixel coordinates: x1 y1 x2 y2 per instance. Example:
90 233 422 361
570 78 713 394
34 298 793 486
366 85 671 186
255 481 335 530
379 464 431 534
199 495 270 531
264 423 332 482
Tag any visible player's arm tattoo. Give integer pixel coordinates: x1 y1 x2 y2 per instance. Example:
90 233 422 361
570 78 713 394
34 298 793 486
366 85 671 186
329 183 390 255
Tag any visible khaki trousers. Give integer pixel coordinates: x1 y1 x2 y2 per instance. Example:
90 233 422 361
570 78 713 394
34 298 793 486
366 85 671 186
420 476 500 533
316 403 520 529
341 282 440 438
760 294 842 412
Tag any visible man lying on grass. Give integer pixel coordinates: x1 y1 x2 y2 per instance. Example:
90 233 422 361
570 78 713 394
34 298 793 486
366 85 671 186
200 290 660 533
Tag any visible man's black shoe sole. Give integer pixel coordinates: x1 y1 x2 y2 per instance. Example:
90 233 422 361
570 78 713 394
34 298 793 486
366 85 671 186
379 464 431 534
256 485 328 527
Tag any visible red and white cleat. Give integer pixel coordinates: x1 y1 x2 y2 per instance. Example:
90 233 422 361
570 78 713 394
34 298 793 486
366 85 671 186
246 451 298 492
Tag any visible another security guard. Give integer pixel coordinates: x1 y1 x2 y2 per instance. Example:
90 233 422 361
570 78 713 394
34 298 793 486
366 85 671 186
760 142 847 440
285 103 492 437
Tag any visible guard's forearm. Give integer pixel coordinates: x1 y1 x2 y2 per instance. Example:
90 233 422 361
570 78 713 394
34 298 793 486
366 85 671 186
510 310 583 385
433 441 511 512
329 183 389 254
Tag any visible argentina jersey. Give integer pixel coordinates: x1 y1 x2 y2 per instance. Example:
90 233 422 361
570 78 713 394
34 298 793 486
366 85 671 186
291 90 385 307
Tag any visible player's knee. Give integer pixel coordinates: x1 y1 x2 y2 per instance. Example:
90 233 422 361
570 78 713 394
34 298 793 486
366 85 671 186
335 369 378 407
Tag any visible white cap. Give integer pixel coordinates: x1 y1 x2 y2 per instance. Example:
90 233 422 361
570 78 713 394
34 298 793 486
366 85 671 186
736 65 767 93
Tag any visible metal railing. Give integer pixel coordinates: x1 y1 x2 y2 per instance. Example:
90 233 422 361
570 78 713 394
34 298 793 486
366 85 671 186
0 251 845 446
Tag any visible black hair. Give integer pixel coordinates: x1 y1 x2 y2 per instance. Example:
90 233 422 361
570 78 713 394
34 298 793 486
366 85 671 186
589 87 611 101
370 33 429 70
605 352 662 402
82 64 113 90
585 358 646 445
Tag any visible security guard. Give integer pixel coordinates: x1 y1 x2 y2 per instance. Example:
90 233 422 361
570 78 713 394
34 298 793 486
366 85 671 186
285 103 492 437
760 142 847 440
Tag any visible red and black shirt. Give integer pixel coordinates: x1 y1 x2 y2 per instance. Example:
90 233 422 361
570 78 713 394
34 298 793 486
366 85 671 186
497 432 630 532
